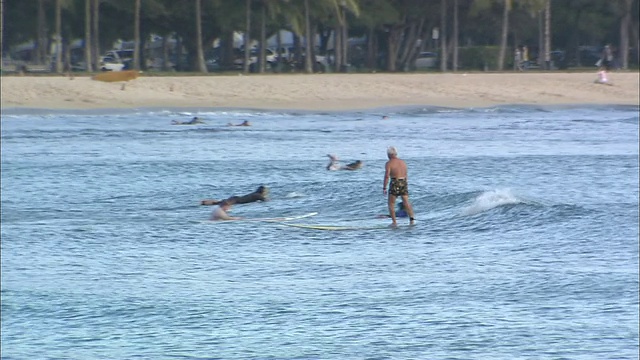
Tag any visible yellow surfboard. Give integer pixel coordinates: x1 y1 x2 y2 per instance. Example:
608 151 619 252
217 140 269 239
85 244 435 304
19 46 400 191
280 223 393 231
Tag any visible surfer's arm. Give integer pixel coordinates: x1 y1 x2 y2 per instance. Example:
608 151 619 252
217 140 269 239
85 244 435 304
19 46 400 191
383 162 391 193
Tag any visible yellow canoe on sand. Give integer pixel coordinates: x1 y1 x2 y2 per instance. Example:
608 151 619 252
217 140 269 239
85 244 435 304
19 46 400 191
91 70 140 83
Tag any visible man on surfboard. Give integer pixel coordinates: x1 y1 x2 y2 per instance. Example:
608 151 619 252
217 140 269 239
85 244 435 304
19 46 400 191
383 146 415 226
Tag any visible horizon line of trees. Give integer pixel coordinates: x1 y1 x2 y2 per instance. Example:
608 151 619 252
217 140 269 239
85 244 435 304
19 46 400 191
1 0 638 74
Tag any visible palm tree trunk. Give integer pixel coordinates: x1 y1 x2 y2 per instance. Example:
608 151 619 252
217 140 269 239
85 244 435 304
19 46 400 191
92 0 100 70
195 0 207 72
276 29 282 72
162 34 169 71
304 0 313 73
64 38 71 72
544 0 551 69
259 3 266 73
620 0 632 69
244 0 251 73
55 0 63 73
133 0 141 70
334 24 342 72
84 0 93 72
440 0 447 72
630 6 639 69
366 27 375 70
37 0 46 64
498 0 510 71
0 0 3 61
453 0 458 72
341 4 348 71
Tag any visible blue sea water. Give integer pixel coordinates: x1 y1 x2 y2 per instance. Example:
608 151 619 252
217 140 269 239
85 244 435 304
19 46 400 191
1 104 638 360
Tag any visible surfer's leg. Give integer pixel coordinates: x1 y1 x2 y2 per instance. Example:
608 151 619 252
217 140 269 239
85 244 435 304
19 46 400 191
388 194 397 226
401 195 415 225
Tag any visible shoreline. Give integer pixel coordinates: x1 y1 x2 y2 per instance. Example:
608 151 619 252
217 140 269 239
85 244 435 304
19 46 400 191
1 72 638 112
2 103 638 117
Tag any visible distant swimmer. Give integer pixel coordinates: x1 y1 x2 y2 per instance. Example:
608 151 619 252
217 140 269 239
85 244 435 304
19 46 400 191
341 160 363 170
172 116 205 125
326 154 341 171
383 146 415 226
228 120 251 126
327 155 363 171
210 199 243 221
201 185 269 206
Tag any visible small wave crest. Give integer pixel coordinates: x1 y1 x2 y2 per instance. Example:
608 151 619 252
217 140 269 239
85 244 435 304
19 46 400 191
284 192 305 198
461 188 526 216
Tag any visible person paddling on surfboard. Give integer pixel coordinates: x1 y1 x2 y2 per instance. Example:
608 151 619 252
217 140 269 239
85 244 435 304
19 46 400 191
172 116 204 125
383 146 415 226
201 185 269 206
210 200 243 221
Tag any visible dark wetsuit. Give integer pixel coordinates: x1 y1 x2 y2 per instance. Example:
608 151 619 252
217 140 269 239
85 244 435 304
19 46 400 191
201 186 268 205
389 178 408 197
227 191 267 204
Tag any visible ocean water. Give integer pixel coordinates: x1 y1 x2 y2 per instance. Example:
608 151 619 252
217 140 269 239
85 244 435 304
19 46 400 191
1 104 638 360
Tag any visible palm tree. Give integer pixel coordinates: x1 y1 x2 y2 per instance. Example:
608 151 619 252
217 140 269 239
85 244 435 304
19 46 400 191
244 0 251 73
194 0 207 72
543 0 550 70
133 0 141 70
258 1 267 73
84 0 93 72
91 0 100 70
333 0 360 72
619 0 632 69
0 0 3 61
37 0 47 64
497 0 511 70
55 0 63 73
452 0 459 72
304 0 313 73
440 0 447 72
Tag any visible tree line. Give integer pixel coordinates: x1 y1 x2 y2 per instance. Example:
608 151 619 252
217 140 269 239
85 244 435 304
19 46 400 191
1 0 638 74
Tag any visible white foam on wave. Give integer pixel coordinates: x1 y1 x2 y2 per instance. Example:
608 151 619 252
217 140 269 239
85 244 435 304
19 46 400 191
284 192 305 198
462 188 523 216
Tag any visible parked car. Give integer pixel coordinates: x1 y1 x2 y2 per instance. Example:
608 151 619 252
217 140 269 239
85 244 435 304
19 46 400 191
233 48 277 70
272 46 329 69
98 55 126 71
414 51 438 69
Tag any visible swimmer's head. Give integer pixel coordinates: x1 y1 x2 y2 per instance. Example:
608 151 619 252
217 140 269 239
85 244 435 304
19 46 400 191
387 146 398 157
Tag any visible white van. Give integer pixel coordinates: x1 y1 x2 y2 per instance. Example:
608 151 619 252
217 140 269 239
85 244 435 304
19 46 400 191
99 49 134 71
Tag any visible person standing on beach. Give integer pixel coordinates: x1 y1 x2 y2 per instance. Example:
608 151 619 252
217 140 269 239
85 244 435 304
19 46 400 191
514 47 523 71
522 45 529 70
383 146 415 226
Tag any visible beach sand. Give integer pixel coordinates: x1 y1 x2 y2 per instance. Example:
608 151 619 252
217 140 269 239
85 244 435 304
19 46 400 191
1 72 638 111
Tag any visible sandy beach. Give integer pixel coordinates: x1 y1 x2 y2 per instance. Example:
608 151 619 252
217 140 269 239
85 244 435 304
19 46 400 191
1 72 638 111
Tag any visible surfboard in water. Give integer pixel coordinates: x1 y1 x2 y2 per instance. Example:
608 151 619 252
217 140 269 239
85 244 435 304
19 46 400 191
252 212 318 222
196 212 318 224
280 222 415 231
